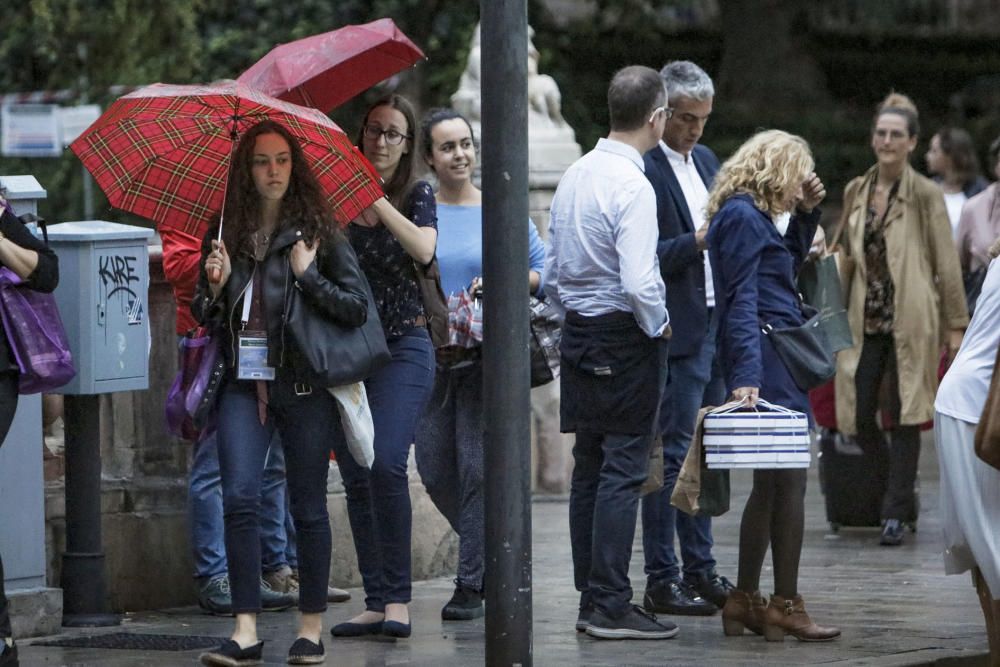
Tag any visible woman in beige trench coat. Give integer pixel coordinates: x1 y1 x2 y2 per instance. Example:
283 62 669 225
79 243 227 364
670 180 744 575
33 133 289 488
835 92 969 547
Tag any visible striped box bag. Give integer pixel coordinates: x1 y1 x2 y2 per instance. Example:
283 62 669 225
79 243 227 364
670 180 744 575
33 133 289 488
704 399 811 469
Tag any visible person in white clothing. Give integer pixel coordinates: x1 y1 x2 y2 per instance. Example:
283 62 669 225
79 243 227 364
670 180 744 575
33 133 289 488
934 238 1000 665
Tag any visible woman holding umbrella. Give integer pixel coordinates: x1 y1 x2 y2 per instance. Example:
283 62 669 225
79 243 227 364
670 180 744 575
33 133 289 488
195 120 369 666
329 94 437 639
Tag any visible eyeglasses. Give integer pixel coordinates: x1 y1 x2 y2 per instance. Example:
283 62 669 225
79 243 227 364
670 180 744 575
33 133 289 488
648 106 675 124
363 125 411 146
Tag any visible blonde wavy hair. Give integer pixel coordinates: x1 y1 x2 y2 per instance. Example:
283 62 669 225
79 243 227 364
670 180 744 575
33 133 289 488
705 129 814 222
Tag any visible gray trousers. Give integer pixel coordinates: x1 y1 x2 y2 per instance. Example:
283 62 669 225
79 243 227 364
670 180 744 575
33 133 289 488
414 362 484 591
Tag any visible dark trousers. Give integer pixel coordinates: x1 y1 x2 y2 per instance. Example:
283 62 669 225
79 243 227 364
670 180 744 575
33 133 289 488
855 333 921 521
570 430 651 617
216 376 345 614
0 370 20 639
415 361 485 591
337 329 435 609
642 308 726 585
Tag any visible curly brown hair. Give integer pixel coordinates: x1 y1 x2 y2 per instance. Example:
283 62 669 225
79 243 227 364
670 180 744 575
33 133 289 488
217 120 339 256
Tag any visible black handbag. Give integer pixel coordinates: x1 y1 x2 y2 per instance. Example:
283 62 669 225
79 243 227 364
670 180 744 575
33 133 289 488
760 305 836 392
529 295 562 387
284 272 391 387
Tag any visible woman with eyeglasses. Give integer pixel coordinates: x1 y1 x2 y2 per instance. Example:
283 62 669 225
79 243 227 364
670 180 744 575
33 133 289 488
414 108 546 621
329 95 437 640
834 92 968 547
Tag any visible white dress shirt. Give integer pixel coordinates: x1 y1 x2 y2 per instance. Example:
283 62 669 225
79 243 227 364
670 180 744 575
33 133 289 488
544 138 668 338
661 141 715 308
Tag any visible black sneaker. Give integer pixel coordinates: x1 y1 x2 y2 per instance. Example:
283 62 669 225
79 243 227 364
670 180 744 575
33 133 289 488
576 593 594 632
585 605 679 640
287 637 324 665
0 639 18 667
199 639 263 666
684 570 735 609
880 519 904 546
643 580 716 616
441 581 484 621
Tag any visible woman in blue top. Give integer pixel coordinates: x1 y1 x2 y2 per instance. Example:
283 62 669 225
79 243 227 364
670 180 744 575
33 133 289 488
330 95 437 640
414 109 545 620
705 130 839 643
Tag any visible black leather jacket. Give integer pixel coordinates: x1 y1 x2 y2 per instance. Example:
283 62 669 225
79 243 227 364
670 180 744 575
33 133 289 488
192 225 368 378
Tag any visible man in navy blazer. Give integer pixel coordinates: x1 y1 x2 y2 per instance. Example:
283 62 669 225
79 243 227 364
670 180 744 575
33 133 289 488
640 61 734 616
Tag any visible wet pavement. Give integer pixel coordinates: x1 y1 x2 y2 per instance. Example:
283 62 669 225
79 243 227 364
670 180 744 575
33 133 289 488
17 433 991 666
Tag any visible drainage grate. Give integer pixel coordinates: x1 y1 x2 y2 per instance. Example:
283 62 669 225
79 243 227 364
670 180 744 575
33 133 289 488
35 633 223 651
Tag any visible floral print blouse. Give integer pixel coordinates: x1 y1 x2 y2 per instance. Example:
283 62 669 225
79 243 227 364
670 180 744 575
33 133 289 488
348 181 437 337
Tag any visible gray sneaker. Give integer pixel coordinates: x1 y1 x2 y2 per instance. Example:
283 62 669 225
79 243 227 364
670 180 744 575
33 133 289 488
197 575 232 616
585 605 679 640
260 577 295 611
263 566 351 604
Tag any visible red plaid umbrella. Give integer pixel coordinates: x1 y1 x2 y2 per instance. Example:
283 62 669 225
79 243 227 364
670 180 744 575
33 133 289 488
237 18 425 114
70 80 384 237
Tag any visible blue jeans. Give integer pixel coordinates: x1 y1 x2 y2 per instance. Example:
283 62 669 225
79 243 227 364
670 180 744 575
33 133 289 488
570 430 652 618
216 377 345 613
188 428 293 579
641 308 726 585
184 334 293 581
336 329 435 609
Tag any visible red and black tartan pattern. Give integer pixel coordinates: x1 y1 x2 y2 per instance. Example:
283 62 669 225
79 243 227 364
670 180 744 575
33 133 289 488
71 81 384 236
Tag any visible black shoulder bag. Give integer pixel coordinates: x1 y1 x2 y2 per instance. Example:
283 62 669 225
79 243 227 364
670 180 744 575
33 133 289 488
760 304 836 392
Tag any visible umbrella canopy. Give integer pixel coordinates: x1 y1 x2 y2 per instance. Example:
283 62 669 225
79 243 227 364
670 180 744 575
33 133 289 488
237 18 425 114
70 80 384 237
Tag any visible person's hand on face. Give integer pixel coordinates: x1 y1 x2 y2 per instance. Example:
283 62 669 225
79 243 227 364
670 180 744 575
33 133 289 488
797 172 826 213
290 239 319 278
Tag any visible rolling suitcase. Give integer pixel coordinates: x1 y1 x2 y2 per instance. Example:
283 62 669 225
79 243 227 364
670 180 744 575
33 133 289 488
817 427 889 531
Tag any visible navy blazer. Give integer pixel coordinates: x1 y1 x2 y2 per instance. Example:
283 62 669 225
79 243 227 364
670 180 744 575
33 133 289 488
706 195 820 415
643 143 720 358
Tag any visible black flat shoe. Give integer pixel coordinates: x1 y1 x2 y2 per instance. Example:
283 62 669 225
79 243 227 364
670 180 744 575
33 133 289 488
643 580 716 616
382 620 411 638
330 619 383 637
200 639 263 666
880 519 904 546
287 637 324 664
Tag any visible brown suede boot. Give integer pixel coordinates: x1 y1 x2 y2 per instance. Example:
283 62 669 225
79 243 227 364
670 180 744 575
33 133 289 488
721 589 766 636
763 594 840 642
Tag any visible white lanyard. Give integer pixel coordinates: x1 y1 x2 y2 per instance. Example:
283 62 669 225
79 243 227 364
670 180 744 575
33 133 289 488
241 272 254 328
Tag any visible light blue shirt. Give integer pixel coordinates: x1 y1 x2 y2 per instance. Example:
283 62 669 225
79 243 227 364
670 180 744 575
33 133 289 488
435 203 546 298
545 138 668 338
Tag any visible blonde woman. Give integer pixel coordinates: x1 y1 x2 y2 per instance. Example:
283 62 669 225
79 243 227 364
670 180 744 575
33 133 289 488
706 130 839 642
835 93 968 547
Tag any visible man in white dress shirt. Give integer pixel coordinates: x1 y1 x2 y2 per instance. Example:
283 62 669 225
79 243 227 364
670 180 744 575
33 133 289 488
545 65 675 640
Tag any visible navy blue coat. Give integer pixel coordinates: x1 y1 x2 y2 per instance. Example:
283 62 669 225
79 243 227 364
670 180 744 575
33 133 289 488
706 195 820 415
643 143 720 358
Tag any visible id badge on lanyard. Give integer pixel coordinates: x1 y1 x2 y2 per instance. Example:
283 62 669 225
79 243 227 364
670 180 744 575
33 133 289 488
237 275 276 381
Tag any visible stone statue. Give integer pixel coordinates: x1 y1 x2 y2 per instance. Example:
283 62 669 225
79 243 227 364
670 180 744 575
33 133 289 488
450 23 581 176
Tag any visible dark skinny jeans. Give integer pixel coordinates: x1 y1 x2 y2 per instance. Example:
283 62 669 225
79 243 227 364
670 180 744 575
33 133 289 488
215 376 346 614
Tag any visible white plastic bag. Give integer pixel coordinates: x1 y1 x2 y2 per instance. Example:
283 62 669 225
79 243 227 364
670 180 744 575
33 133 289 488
328 382 375 468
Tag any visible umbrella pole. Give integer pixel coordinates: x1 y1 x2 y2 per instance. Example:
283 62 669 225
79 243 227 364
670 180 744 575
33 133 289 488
481 2 533 665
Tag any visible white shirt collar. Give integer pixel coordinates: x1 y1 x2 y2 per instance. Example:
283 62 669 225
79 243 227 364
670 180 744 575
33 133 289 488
596 137 645 172
659 140 692 165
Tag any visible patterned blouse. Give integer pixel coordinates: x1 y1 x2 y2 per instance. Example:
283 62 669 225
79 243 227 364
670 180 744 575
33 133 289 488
348 181 437 337
863 176 900 335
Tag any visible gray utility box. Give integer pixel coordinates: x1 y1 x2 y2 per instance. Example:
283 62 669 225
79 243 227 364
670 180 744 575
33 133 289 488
48 221 154 395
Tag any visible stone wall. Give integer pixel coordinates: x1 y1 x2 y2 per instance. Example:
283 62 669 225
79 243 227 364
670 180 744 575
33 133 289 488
43 246 456 612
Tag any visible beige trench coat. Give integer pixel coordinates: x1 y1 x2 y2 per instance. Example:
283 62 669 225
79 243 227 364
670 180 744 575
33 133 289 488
834 164 969 434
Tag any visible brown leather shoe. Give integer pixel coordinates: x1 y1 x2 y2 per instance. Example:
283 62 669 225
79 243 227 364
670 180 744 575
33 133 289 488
763 594 840 642
721 589 766 636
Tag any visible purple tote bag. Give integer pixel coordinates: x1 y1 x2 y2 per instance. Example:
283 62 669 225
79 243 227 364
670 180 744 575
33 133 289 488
165 327 218 441
0 267 76 394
